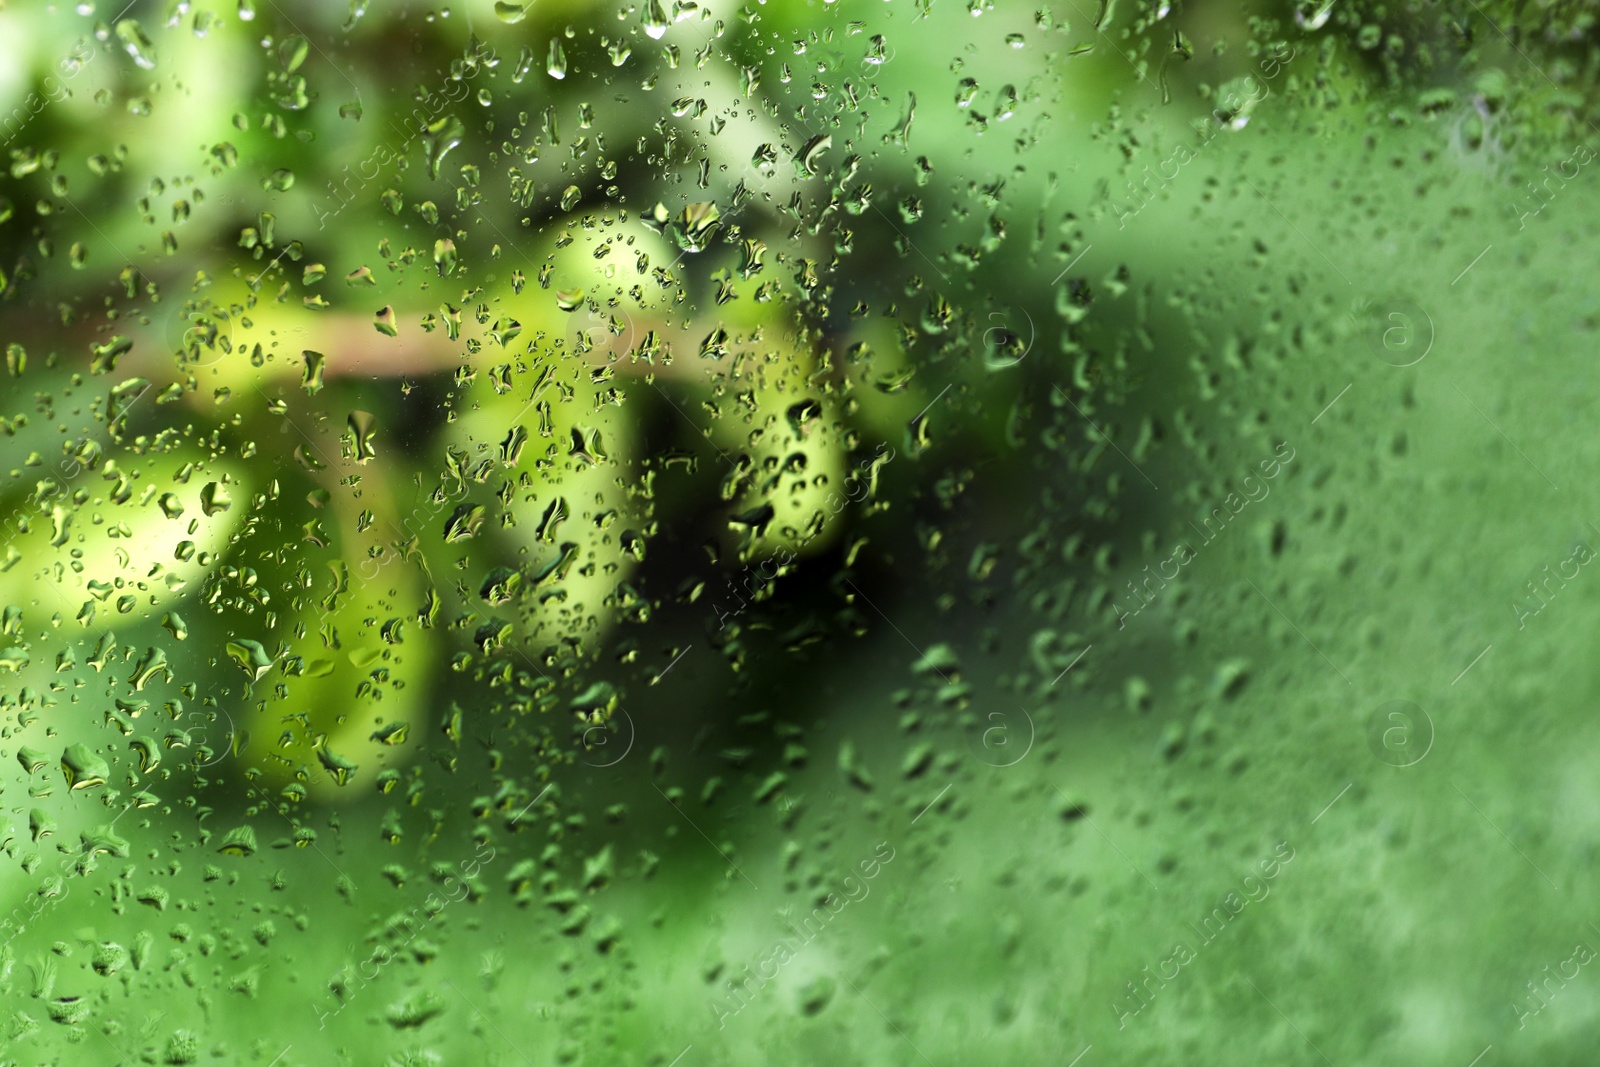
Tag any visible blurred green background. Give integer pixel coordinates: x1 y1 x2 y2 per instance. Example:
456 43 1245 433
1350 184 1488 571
2 0 1599 1063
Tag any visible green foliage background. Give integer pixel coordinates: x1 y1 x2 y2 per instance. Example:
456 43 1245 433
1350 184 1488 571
1 0 1599 1064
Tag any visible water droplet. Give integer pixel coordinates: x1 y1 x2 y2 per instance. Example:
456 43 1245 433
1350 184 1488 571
995 84 1018 121
346 410 378 462
423 116 465 179
115 18 158 70
279 35 309 73
374 305 399 336
301 350 326 394
316 745 358 786
225 639 271 681
433 238 457 277
217 825 257 856
643 0 670 39
61 744 110 790
200 481 232 516
797 134 832 175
